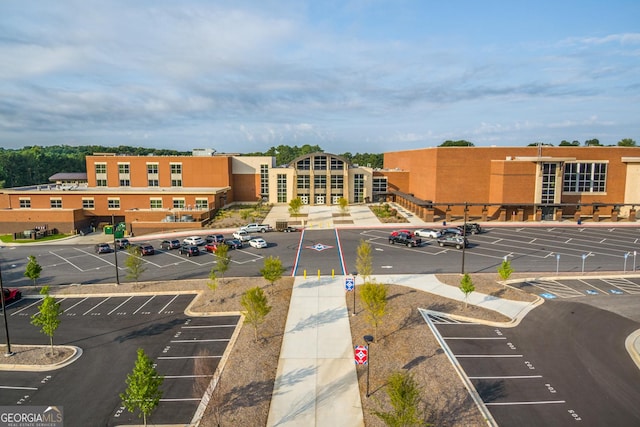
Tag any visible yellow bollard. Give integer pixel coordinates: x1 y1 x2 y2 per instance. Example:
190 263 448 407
332 269 335 278
318 269 321 279
304 269 307 279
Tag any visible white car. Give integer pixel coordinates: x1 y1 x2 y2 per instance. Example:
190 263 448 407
233 230 253 242
414 228 441 239
249 238 268 248
183 236 205 246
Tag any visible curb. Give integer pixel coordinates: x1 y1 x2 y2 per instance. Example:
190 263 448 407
0 345 82 372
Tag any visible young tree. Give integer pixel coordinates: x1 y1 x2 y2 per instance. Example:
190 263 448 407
260 256 286 288
459 273 475 309
24 255 42 286
213 243 230 284
372 371 430 427
497 259 514 282
360 282 387 341
207 268 219 295
338 197 349 216
288 197 303 217
355 239 373 283
125 246 146 283
120 348 164 426
30 286 62 355
241 287 272 342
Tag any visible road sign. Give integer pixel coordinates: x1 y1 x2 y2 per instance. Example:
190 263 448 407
354 345 368 365
345 276 355 292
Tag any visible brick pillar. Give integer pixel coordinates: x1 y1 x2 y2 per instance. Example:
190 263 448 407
629 209 636 222
481 208 488 221
535 209 542 221
611 209 618 222
499 208 507 221
555 208 563 221
592 210 600 222
425 208 434 222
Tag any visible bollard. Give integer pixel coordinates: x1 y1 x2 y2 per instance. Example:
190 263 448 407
332 269 335 278
318 269 321 279
304 269 307 279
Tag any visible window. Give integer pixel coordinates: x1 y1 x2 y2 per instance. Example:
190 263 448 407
147 164 158 174
353 174 364 203
314 175 327 189
170 163 182 174
82 199 95 209
296 158 310 170
277 174 287 203
330 157 344 170
541 163 557 204
313 155 327 170
331 175 344 189
108 198 120 209
173 199 185 209
563 162 607 193
171 179 182 187
96 179 107 187
148 179 159 187
260 164 269 196
150 199 163 209
195 199 208 210
50 198 62 209
297 175 310 189
19 199 31 208
119 179 130 187
95 164 107 174
118 163 130 174
372 177 387 193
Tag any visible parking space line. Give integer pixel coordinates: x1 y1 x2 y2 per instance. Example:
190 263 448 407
485 400 566 406
454 354 523 358
10 299 45 316
76 248 116 266
170 339 230 343
577 279 608 296
158 355 222 360
107 296 133 315
0 385 38 390
83 297 110 315
132 296 155 314
158 295 179 313
443 337 506 340
63 297 88 313
469 375 543 379
49 250 83 271
160 398 202 402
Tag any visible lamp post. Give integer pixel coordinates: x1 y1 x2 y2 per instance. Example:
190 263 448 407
581 254 587 274
556 254 560 275
461 202 468 275
0 263 14 356
364 334 374 398
352 273 358 316
624 252 630 273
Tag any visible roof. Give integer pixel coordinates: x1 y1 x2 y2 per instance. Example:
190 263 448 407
48 172 88 181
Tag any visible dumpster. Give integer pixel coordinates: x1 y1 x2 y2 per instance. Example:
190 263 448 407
104 225 114 235
114 229 124 239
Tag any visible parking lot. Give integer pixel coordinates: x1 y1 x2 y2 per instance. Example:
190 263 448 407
1 295 240 426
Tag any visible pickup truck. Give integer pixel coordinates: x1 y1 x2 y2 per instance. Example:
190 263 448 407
233 230 253 242
240 223 273 233
389 232 422 247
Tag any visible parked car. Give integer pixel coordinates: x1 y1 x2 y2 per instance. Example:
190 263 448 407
233 230 253 242
183 236 205 246
2 288 22 304
136 243 155 256
179 244 200 257
390 229 415 238
459 223 483 234
115 238 130 249
240 223 273 233
414 228 441 239
441 227 463 236
161 239 181 250
389 232 422 247
280 226 300 232
94 243 112 254
249 238 268 248
205 234 225 244
224 239 243 249
203 242 220 253
436 234 468 249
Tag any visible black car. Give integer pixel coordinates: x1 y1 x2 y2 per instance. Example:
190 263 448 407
224 239 243 249
115 238 130 249
436 234 468 249
459 223 483 235
161 239 181 250
130 243 155 256
179 244 200 257
94 243 112 254
389 232 422 247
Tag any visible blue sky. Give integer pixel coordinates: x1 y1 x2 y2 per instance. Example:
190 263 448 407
1 0 639 153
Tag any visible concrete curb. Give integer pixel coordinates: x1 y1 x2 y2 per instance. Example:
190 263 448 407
625 329 640 371
0 345 82 372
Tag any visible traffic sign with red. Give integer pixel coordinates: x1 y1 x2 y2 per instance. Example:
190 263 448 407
354 345 368 365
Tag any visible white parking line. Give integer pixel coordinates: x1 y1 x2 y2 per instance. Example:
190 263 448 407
577 279 608 296
485 400 566 406
468 375 543 379
49 251 83 271
83 297 110 315
164 375 214 379
160 398 202 402
158 295 179 313
182 324 237 329
443 337 506 340
63 297 88 313
158 355 222 359
10 299 45 316
132 295 155 314
0 385 38 390
108 296 133 315
454 354 523 358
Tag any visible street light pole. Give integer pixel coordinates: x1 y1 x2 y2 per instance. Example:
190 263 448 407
461 202 468 275
0 263 14 356
364 335 374 398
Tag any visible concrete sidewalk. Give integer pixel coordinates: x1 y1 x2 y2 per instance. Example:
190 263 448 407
266 273 545 426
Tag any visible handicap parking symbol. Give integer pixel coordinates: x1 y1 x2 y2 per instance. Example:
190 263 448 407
585 289 598 295
540 293 557 299
609 289 624 295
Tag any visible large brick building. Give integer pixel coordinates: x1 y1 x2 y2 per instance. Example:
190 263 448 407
1 145 639 235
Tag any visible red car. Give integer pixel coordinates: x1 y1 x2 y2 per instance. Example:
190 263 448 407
203 243 219 253
2 288 22 304
390 229 414 238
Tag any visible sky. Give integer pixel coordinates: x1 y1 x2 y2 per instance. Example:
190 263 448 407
1 0 639 154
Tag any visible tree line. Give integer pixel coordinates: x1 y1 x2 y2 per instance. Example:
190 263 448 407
440 138 637 147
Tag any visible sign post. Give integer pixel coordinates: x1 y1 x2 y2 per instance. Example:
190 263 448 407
345 275 355 315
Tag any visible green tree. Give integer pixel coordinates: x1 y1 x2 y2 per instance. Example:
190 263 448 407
260 256 286 288
125 246 146 283
24 255 42 286
585 138 601 146
439 140 474 147
213 243 230 284
207 268 219 295
372 371 430 427
360 282 387 341
559 140 580 146
338 197 349 216
355 239 373 283
288 197 303 217
497 259 514 282
459 273 475 309
30 286 63 355
241 287 272 342
618 138 637 147
120 348 164 426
